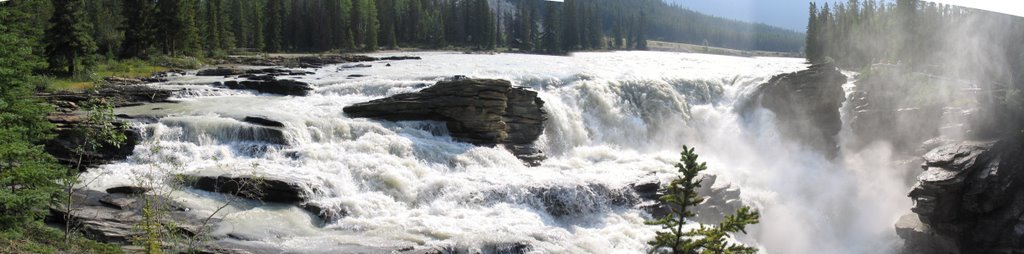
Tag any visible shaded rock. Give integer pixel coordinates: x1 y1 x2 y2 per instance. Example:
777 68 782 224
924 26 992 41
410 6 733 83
243 68 313 76
748 63 847 158
895 213 959 254
379 56 422 61
848 65 947 152
299 203 349 224
222 54 421 68
902 138 1024 253
48 189 209 245
40 85 175 108
340 63 372 69
43 120 140 168
221 79 313 96
181 174 312 203
106 186 150 195
242 116 285 128
99 193 136 210
343 78 547 164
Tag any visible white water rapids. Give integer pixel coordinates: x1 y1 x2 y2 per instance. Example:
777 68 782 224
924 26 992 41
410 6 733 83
81 51 913 253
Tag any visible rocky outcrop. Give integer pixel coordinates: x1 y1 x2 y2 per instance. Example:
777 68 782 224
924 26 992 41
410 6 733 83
343 78 548 165
44 114 140 168
220 78 313 96
180 174 312 203
39 85 175 108
242 116 286 128
48 189 209 245
749 63 847 158
222 54 421 68
898 138 1024 253
848 64 946 152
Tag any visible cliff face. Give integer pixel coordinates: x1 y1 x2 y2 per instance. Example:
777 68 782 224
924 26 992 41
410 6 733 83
749 63 847 157
898 137 1024 253
344 78 548 165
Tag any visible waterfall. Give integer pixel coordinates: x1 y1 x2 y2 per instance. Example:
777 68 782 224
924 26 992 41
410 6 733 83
81 51 910 253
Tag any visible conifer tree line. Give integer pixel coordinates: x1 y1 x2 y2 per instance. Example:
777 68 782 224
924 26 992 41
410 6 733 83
804 0 1024 135
805 0 1024 76
10 0 807 66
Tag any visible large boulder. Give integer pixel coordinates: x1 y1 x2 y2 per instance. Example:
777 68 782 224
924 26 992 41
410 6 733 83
343 78 548 164
899 137 1024 253
221 79 313 96
180 174 312 203
748 63 847 158
44 116 140 168
48 189 209 245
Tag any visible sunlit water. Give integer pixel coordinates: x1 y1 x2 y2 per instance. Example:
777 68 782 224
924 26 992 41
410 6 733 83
82 51 911 253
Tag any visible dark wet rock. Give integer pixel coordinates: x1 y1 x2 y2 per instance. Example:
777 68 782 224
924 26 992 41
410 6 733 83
43 118 140 168
222 54 420 68
505 144 546 166
343 78 547 164
40 85 175 108
340 63 372 69
243 68 314 76
106 186 151 195
221 79 313 96
48 189 210 245
180 174 312 203
900 138 1024 253
198 67 246 76
242 116 286 128
300 203 349 224
379 56 422 61
748 63 847 158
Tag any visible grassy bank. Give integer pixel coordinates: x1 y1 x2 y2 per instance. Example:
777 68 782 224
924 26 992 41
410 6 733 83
1 224 123 254
42 56 203 92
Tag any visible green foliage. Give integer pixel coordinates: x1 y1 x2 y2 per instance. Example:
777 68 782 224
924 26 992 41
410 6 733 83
646 146 760 254
0 223 123 254
121 0 156 58
0 3 63 231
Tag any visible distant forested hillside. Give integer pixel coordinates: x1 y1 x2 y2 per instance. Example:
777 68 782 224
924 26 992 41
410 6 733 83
2 0 804 60
592 0 806 52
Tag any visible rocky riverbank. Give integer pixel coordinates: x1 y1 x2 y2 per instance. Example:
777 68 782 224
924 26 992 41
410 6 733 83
343 78 549 165
746 62 848 158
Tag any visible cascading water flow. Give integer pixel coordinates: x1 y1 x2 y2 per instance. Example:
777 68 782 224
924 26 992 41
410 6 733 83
81 51 912 253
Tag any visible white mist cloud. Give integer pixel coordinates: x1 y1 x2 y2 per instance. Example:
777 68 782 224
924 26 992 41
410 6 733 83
925 0 1024 18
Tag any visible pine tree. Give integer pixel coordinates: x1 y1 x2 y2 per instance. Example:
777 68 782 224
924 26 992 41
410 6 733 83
120 0 155 58
0 3 64 231
541 1 560 54
806 2 820 63
636 11 648 50
44 0 96 76
156 0 183 56
613 14 624 49
264 0 284 52
363 0 379 51
646 146 760 254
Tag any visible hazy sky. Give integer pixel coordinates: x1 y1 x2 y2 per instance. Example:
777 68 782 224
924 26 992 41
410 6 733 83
666 0 1024 32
